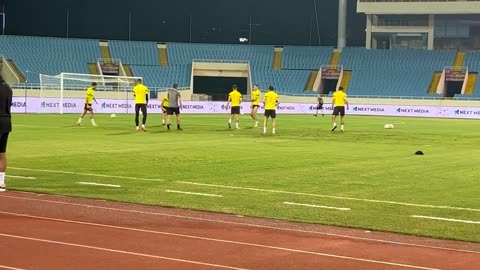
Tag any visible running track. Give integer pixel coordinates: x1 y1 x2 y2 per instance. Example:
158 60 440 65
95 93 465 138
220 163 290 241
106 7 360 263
0 192 479 270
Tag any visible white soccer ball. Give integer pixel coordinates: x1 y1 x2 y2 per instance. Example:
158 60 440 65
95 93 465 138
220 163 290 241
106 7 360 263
384 124 394 129
110 114 116 119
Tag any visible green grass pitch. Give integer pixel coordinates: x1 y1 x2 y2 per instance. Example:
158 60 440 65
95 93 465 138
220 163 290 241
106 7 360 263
7 113 480 242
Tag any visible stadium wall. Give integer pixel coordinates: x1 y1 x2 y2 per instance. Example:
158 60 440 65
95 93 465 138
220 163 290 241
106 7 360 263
11 87 480 120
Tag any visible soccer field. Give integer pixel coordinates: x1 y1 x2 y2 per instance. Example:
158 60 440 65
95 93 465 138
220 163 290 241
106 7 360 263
7 114 480 242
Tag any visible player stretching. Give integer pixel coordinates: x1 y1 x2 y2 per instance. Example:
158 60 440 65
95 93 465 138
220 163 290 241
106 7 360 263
250 84 261 127
331 87 349 132
161 94 168 126
0 75 12 192
166 83 182 130
77 82 98 126
226 84 242 129
133 79 149 132
263 86 279 135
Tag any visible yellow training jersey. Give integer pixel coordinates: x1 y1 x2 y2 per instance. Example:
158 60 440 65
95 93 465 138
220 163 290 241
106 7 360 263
251 89 261 106
162 95 169 107
133 84 149 104
85 87 94 104
333 90 347 107
264 91 279 110
229 90 242 107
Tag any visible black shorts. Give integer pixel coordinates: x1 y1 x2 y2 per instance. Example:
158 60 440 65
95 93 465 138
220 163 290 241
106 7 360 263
333 106 345 116
84 104 92 111
135 104 147 114
0 132 9 153
167 107 180 115
162 107 168 113
231 106 240 115
252 105 260 109
264 110 276 119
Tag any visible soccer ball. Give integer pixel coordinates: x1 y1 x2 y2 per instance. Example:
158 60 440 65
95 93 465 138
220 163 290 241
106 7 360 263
110 114 116 119
384 124 394 129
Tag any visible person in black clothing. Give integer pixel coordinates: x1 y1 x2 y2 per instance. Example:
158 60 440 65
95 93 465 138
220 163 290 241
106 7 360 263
0 74 12 192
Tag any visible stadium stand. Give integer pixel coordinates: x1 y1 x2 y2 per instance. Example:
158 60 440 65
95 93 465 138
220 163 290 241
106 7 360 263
464 51 480 96
109 40 158 66
167 43 310 93
339 47 456 96
2 35 478 96
0 35 99 83
281 46 333 70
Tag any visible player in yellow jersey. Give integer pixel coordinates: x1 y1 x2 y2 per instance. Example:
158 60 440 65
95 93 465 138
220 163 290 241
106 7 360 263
161 94 169 126
226 84 242 129
77 82 98 126
133 79 149 132
331 87 349 132
250 84 261 127
263 86 279 135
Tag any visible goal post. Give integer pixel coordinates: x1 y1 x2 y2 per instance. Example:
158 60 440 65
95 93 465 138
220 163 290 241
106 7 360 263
39 72 142 114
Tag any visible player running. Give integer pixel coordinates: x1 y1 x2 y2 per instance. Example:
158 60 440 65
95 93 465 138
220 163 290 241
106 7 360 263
250 84 261 127
226 84 242 129
331 87 349 132
77 82 98 126
263 86 279 135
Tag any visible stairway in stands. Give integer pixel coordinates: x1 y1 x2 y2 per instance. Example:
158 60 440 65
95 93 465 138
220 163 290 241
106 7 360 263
158 43 169 67
330 49 351 91
427 72 442 94
5 59 26 83
123 65 134 77
339 71 352 91
100 40 112 59
427 51 466 95
88 63 100 75
304 71 318 91
272 47 283 70
464 73 478 95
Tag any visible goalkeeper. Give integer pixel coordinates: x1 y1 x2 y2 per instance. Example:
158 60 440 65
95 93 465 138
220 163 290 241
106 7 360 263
133 79 149 132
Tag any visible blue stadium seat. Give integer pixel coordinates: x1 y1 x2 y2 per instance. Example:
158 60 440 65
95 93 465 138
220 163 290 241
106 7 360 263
0 35 100 83
282 46 333 70
339 48 456 97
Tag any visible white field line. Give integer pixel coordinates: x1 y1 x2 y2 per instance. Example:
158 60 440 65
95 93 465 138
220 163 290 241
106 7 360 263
0 265 28 270
177 181 480 213
412 215 480 225
8 167 165 182
0 194 479 255
77 182 121 188
283 202 350 211
0 211 445 270
0 232 249 270
165 190 223 197
7 175 37 180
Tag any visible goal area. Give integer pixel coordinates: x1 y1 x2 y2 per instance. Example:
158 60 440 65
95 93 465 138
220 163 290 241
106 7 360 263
39 73 142 114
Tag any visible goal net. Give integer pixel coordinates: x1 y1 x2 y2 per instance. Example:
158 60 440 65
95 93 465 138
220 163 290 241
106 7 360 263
39 72 142 114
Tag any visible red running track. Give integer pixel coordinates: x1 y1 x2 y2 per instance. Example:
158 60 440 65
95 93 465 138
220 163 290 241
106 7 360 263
0 191 479 270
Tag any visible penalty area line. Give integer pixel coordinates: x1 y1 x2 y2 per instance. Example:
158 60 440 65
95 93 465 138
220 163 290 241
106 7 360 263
77 182 121 188
283 202 350 211
6 175 37 180
412 215 480 225
165 190 223 197
177 181 480 212
8 167 165 182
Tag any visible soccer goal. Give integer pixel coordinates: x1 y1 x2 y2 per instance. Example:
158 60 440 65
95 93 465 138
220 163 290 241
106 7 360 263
39 72 142 114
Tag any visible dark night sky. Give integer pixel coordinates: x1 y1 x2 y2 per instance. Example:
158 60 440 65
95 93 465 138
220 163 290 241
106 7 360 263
3 0 365 46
